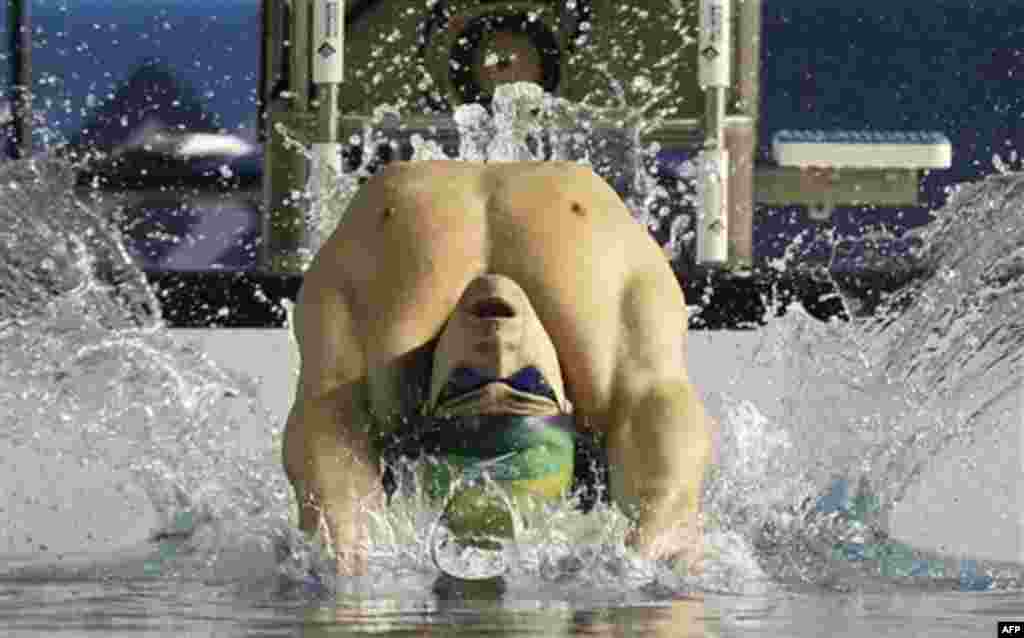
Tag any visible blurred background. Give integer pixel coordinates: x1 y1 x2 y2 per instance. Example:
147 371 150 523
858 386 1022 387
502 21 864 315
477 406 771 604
1 0 1021 326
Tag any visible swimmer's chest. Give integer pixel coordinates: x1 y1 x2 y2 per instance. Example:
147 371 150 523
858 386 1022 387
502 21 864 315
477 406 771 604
339 163 644 270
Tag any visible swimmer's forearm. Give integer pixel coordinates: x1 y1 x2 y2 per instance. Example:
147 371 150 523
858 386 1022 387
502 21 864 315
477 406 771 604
607 379 712 560
283 390 381 573
310 429 380 575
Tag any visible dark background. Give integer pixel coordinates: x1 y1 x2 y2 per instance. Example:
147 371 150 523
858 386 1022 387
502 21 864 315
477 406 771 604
2 0 1022 325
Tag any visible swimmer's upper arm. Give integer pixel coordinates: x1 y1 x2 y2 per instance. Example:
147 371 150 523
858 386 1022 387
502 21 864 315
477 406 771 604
284 270 379 558
616 261 690 390
291 269 366 400
605 264 709 563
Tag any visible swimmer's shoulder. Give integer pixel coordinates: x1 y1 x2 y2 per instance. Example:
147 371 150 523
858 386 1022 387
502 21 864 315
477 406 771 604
362 160 629 227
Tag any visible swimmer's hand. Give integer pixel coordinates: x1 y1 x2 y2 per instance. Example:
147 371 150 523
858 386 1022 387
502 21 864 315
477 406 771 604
295 483 375 577
309 473 381 578
625 507 705 576
322 511 371 577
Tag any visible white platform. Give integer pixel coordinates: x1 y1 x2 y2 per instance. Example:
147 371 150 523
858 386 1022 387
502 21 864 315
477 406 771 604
772 130 953 170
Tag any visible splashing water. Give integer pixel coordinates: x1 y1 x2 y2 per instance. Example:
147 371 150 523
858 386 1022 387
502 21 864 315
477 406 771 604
1 84 1022 602
312 83 685 255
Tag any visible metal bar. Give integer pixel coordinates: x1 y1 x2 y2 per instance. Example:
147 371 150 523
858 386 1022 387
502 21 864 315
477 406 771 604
725 116 754 268
705 87 726 150
735 0 761 132
313 0 343 141
754 166 920 207
310 0 345 233
727 0 761 269
7 0 31 159
291 0 311 110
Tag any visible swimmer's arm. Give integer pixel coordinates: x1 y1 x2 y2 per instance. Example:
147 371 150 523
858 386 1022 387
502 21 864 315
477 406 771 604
606 378 713 567
282 381 382 575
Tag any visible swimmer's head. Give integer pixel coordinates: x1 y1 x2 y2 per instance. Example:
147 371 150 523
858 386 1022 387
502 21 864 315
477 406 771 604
428 274 571 416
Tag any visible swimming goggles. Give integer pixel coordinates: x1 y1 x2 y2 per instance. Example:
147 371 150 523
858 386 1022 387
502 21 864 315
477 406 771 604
434 365 559 409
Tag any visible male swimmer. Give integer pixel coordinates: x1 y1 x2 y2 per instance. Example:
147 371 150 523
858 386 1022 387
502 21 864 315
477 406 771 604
282 160 712 575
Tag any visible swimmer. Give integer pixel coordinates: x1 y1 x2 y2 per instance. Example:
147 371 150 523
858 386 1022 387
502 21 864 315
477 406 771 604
282 160 713 575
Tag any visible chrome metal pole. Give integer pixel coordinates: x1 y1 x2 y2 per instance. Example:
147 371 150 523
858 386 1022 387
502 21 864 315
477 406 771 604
697 0 732 265
312 0 344 204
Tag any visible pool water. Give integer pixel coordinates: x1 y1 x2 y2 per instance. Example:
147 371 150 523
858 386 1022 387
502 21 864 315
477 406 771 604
2 578 1018 636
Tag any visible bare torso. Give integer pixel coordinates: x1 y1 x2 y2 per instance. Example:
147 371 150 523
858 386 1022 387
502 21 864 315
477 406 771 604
305 160 682 426
287 160 708 571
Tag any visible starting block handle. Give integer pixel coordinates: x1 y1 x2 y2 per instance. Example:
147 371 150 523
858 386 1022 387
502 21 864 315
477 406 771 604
696 147 729 264
696 0 733 266
772 130 952 170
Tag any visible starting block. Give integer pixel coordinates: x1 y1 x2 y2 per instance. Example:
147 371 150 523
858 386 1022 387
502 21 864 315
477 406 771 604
755 130 953 219
772 130 952 170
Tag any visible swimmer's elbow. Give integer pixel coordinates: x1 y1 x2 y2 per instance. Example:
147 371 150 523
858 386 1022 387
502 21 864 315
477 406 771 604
612 378 712 469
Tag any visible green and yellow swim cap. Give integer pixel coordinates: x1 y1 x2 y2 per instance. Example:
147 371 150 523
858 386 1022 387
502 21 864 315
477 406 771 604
381 413 576 545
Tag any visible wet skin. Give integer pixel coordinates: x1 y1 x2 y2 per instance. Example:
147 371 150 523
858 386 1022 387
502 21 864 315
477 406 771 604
282 161 713 575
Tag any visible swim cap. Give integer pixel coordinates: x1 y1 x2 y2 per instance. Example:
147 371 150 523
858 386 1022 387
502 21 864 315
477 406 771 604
381 413 576 545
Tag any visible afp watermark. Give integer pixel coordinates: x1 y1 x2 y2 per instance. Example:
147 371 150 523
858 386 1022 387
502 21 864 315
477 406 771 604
999 621 1024 635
